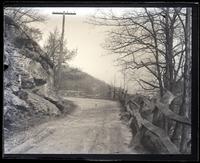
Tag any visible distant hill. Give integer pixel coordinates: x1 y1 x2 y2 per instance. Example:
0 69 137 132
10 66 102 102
59 66 112 99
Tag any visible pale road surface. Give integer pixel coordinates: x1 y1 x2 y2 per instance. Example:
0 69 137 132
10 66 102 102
5 97 136 154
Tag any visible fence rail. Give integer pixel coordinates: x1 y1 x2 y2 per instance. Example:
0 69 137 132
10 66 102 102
116 89 191 154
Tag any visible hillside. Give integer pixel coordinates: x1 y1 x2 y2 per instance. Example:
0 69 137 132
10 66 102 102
3 15 111 140
3 15 76 139
59 66 112 99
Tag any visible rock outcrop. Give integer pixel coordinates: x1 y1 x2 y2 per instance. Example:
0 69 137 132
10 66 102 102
3 16 74 138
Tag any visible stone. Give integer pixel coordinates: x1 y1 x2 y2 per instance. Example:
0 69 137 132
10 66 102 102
26 91 60 116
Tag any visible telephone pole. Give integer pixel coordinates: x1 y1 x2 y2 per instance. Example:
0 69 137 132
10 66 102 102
52 11 76 92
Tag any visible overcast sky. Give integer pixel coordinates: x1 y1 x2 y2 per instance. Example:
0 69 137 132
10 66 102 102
29 7 147 93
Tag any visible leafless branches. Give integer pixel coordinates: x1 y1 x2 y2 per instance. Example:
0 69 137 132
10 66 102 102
88 8 188 97
89 7 192 154
43 28 77 88
4 7 47 41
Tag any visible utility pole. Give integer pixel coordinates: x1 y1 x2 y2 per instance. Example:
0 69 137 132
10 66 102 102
52 11 76 92
113 74 116 100
123 68 126 91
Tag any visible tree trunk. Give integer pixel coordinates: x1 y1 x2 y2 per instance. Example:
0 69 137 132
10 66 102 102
179 8 192 153
164 8 175 92
171 8 192 153
163 8 176 134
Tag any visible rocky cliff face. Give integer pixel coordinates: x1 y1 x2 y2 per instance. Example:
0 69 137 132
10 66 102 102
3 16 74 138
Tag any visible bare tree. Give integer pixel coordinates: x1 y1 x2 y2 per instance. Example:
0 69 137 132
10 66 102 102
88 8 186 98
4 7 47 41
43 28 77 89
88 7 191 153
171 8 192 153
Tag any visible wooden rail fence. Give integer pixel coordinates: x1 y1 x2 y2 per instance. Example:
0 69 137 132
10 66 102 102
115 89 191 154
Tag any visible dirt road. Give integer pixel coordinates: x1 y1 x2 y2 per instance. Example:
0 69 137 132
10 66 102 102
5 97 136 154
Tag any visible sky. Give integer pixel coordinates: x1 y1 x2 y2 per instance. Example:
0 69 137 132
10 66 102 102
28 7 146 93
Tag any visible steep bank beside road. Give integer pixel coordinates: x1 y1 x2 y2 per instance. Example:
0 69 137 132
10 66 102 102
3 16 76 139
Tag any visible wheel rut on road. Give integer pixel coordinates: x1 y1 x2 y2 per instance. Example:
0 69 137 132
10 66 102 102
5 97 135 154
